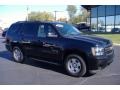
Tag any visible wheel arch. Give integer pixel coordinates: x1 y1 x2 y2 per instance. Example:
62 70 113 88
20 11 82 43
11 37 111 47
63 49 88 66
10 42 25 54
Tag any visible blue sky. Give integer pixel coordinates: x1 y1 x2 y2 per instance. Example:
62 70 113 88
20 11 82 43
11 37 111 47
0 5 81 28
0 5 81 18
0 5 76 14
0 5 68 17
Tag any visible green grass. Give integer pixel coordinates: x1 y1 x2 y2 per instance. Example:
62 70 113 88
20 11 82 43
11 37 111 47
95 34 120 44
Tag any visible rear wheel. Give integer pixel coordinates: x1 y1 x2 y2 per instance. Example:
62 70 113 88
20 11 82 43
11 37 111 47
65 54 87 77
12 47 25 63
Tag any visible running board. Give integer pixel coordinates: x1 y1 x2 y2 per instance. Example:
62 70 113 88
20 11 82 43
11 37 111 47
30 58 60 66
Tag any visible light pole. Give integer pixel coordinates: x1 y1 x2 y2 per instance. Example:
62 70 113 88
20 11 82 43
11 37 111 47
54 11 57 21
26 6 29 21
54 10 67 21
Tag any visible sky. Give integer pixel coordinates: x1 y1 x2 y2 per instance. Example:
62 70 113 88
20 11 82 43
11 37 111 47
0 5 81 28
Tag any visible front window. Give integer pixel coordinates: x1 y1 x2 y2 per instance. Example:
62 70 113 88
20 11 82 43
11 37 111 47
54 23 82 36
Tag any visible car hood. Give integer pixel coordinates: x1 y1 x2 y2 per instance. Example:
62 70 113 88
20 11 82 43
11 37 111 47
66 34 111 46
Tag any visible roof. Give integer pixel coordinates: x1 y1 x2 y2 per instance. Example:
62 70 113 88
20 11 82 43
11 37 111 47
82 5 99 10
13 21 66 25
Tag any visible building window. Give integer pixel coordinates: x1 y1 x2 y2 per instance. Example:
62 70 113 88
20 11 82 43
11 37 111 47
91 18 97 32
116 5 120 15
90 5 120 33
106 16 114 32
115 15 120 30
98 17 105 32
106 5 115 16
98 6 105 17
91 7 97 18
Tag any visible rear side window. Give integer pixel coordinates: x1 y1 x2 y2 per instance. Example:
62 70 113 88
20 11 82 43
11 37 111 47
7 23 21 35
21 23 39 37
37 24 46 38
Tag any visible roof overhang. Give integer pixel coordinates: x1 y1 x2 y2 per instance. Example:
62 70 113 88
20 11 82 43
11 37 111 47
82 5 99 10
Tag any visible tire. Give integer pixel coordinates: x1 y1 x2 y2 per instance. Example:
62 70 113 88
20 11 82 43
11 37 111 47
12 46 26 63
64 54 87 77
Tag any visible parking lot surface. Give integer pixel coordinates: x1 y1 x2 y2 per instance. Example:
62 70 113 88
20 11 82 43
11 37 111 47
0 37 120 85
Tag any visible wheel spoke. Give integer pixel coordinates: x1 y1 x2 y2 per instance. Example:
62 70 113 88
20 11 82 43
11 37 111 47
71 59 76 63
76 61 81 67
75 66 80 73
69 62 73 70
13 48 23 62
67 58 81 74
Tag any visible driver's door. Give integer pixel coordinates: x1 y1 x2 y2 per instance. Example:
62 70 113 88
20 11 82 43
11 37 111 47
37 24 61 61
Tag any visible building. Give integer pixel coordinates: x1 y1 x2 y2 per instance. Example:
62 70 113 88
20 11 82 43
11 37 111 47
83 5 120 33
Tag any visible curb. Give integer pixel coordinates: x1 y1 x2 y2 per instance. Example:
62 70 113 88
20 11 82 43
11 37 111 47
113 43 120 46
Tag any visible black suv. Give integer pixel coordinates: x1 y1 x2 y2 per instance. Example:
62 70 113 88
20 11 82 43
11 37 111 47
5 21 114 77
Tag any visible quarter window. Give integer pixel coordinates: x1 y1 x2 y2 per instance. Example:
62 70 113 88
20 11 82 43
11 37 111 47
8 23 21 35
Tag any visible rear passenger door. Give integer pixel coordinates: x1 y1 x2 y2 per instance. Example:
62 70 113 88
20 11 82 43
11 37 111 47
20 23 39 57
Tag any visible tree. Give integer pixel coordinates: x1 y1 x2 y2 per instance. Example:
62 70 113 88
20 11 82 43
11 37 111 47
57 18 67 22
28 11 54 21
71 15 82 24
66 6 90 24
67 5 77 23
80 7 90 22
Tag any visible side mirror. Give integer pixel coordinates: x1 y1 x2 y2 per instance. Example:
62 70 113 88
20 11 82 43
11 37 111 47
48 33 58 38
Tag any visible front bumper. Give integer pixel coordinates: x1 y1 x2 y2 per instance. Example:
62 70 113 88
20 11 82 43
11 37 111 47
5 44 12 52
87 49 114 70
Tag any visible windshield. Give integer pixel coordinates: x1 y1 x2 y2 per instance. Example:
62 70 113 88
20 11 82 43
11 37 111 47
54 23 82 36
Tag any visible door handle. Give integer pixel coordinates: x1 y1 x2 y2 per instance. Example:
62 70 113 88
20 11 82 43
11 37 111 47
43 43 56 47
43 43 51 47
21 40 31 44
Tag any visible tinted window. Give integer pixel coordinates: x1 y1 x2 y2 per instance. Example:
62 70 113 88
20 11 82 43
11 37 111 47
8 23 21 35
106 5 115 16
116 5 120 15
37 24 46 37
21 23 39 37
98 6 105 17
91 7 97 18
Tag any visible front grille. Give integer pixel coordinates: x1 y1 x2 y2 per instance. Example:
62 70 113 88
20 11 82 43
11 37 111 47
104 45 113 56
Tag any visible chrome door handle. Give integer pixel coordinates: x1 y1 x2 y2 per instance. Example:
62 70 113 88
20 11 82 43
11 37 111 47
43 43 55 47
22 41 31 44
43 43 51 47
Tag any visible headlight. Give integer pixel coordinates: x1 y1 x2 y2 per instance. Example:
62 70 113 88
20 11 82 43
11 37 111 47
91 45 104 56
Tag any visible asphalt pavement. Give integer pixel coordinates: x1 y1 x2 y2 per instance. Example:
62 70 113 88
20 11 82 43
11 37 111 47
0 37 120 85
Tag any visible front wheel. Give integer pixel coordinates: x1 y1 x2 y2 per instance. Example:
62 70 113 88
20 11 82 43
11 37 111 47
65 54 87 77
12 47 25 63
